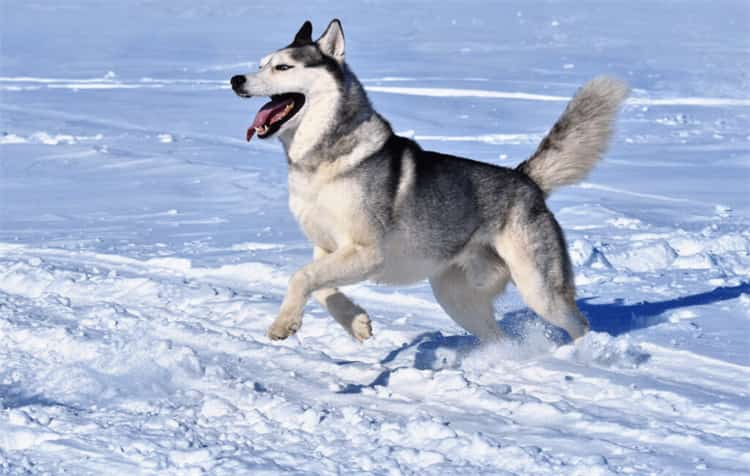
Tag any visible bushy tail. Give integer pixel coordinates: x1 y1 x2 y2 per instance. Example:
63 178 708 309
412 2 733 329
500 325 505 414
517 76 629 195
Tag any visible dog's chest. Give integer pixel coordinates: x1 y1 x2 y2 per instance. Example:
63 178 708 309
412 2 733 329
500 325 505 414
287 170 367 250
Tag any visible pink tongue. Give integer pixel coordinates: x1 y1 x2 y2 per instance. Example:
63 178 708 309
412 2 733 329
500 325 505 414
246 97 294 142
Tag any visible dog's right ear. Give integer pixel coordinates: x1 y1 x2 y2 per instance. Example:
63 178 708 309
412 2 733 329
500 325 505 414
292 21 313 46
316 19 345 62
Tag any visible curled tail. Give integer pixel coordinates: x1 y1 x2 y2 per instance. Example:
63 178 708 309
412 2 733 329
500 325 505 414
517 76 629 195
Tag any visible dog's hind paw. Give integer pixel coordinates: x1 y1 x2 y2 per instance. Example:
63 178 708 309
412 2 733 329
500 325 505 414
350 313 373 342
267 317 301 341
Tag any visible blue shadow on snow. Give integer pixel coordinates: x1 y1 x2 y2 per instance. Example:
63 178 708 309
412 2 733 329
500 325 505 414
336 282 748 393
579 281 749 336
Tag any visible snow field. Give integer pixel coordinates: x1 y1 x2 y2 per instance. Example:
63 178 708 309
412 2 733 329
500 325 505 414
2 0 749 474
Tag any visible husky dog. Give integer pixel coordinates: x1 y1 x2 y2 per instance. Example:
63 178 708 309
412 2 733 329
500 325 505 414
230 19 628 342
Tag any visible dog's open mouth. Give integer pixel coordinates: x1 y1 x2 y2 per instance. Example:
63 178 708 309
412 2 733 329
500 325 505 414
246 93 305 142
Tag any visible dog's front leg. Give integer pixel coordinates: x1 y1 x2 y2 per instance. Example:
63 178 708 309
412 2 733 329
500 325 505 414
311 247 373 342
267 244 383 340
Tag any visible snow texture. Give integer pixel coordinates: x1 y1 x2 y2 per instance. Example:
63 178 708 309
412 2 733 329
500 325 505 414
1 1 749 475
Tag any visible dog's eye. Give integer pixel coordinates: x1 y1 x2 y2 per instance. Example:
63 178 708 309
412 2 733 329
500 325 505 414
274 64 293 71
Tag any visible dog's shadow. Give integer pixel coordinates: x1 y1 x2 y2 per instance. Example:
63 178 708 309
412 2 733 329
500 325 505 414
338 282 749 392
579 281 749 335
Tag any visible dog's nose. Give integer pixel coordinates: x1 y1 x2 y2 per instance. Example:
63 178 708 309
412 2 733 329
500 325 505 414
230 75 246 90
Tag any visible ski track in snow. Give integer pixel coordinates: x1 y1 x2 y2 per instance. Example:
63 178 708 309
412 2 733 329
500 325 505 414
3 76 749 107
2 1 750 474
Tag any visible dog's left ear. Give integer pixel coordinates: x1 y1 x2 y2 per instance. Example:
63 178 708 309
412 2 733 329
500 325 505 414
316 19 345 61
292 20 313 46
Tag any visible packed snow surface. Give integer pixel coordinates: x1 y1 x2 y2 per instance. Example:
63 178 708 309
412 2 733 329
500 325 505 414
1 1 749 474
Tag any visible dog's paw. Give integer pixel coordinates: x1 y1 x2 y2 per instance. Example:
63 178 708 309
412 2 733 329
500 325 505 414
349 313 373 342
267 317 302 341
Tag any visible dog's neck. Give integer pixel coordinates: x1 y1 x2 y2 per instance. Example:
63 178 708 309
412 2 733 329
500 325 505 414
279 66 392 172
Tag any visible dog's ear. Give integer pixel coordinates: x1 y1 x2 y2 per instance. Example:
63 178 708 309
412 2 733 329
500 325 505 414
292 20 313 46
316 19 345 61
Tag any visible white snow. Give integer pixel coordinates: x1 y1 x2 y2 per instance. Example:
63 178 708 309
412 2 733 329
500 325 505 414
1 1 749 475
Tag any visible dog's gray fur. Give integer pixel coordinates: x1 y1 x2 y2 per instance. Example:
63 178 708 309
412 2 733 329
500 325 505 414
231 19 628 343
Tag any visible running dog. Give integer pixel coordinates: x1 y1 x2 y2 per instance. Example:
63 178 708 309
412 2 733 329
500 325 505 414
230 19 628 342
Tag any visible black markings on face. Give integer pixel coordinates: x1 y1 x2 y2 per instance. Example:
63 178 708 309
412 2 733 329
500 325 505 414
288 45 322 65
287 45 344 83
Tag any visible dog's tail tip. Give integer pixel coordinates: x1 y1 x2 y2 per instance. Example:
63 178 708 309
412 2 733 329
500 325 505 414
584 75 630 104
518 76 629 196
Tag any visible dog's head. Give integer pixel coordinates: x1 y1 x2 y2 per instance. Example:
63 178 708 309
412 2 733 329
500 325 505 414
230 19 346 142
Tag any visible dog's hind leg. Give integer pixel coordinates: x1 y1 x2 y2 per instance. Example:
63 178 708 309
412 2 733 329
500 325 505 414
312 247 373 342
494 210 590 341
429 264 508 342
